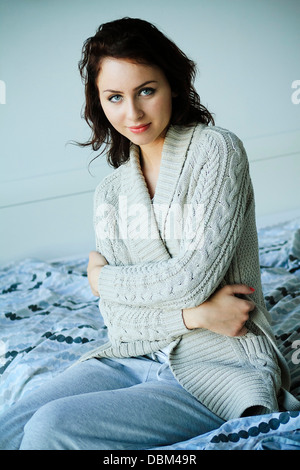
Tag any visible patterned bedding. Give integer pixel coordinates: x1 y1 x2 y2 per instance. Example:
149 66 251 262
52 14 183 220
0 218 300 450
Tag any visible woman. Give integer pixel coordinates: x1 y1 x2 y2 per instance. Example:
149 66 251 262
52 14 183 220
0 17 291 450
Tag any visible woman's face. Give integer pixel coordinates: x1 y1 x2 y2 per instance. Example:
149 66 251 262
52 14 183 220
97 57 173 153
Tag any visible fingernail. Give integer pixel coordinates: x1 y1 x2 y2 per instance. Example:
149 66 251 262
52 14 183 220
250 287 255 292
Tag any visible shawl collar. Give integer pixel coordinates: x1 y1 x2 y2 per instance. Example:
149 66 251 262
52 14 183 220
121 125 196 262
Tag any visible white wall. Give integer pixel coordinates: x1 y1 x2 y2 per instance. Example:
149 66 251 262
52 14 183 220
1 0 300 264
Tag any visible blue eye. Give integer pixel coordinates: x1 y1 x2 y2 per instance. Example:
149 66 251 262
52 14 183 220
108 94 122 103
108 88 155 102
140 87 155 96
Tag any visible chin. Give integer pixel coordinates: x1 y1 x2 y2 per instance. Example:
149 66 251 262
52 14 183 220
128 134 155 146
130 130 165 148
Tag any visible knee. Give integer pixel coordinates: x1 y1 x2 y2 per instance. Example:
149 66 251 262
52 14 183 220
20 400 69 450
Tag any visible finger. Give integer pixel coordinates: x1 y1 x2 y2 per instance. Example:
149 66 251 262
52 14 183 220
245 300 256 312
89 250 103 260
89 251 108 266
227 284 255 295
237 296 256 312
235 326 248 337
91 289 100 297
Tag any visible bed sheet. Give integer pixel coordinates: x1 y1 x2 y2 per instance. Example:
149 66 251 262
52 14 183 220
0 218 300 450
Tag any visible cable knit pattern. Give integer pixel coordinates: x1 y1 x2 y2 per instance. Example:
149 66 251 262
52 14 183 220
79 124 291 420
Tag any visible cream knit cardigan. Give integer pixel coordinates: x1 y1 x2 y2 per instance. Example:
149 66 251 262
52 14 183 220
80 123 292 421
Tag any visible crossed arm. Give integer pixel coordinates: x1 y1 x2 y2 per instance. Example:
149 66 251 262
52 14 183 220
87 250 255 337
87 132 256 338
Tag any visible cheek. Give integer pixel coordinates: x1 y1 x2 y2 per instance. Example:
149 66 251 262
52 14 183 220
153 95 173 120
101 103 121 126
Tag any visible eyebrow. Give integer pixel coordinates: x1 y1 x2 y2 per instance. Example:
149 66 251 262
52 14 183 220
103 80 158 94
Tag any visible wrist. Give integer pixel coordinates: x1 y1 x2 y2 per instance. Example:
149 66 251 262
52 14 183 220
182 303 207 330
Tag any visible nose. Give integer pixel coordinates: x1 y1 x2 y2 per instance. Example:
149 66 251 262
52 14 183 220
126 98 144 122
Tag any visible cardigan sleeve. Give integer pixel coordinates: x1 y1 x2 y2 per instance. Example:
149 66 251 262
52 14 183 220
99 298 189 342
98 130 251 310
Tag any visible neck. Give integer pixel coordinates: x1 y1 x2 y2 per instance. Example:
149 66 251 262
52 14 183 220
139 140 163 172
139 142 164 200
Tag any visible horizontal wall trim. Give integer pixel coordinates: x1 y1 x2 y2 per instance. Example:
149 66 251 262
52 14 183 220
250 150 299 163
244 128 300 162
0 164 112 208
1 128 299 209
0 189 94 210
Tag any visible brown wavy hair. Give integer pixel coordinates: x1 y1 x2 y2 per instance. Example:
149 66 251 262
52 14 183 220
78 17 214 169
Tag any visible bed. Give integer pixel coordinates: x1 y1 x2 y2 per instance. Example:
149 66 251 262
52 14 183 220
1 217 300 450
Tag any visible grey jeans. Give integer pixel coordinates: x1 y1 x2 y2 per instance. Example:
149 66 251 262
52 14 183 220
0 355 224 450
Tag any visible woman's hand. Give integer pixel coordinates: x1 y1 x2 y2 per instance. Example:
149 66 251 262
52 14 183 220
182 284 256 336
87 251 108 297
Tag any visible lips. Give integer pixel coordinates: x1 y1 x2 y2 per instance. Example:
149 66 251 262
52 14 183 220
129 123 151 134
